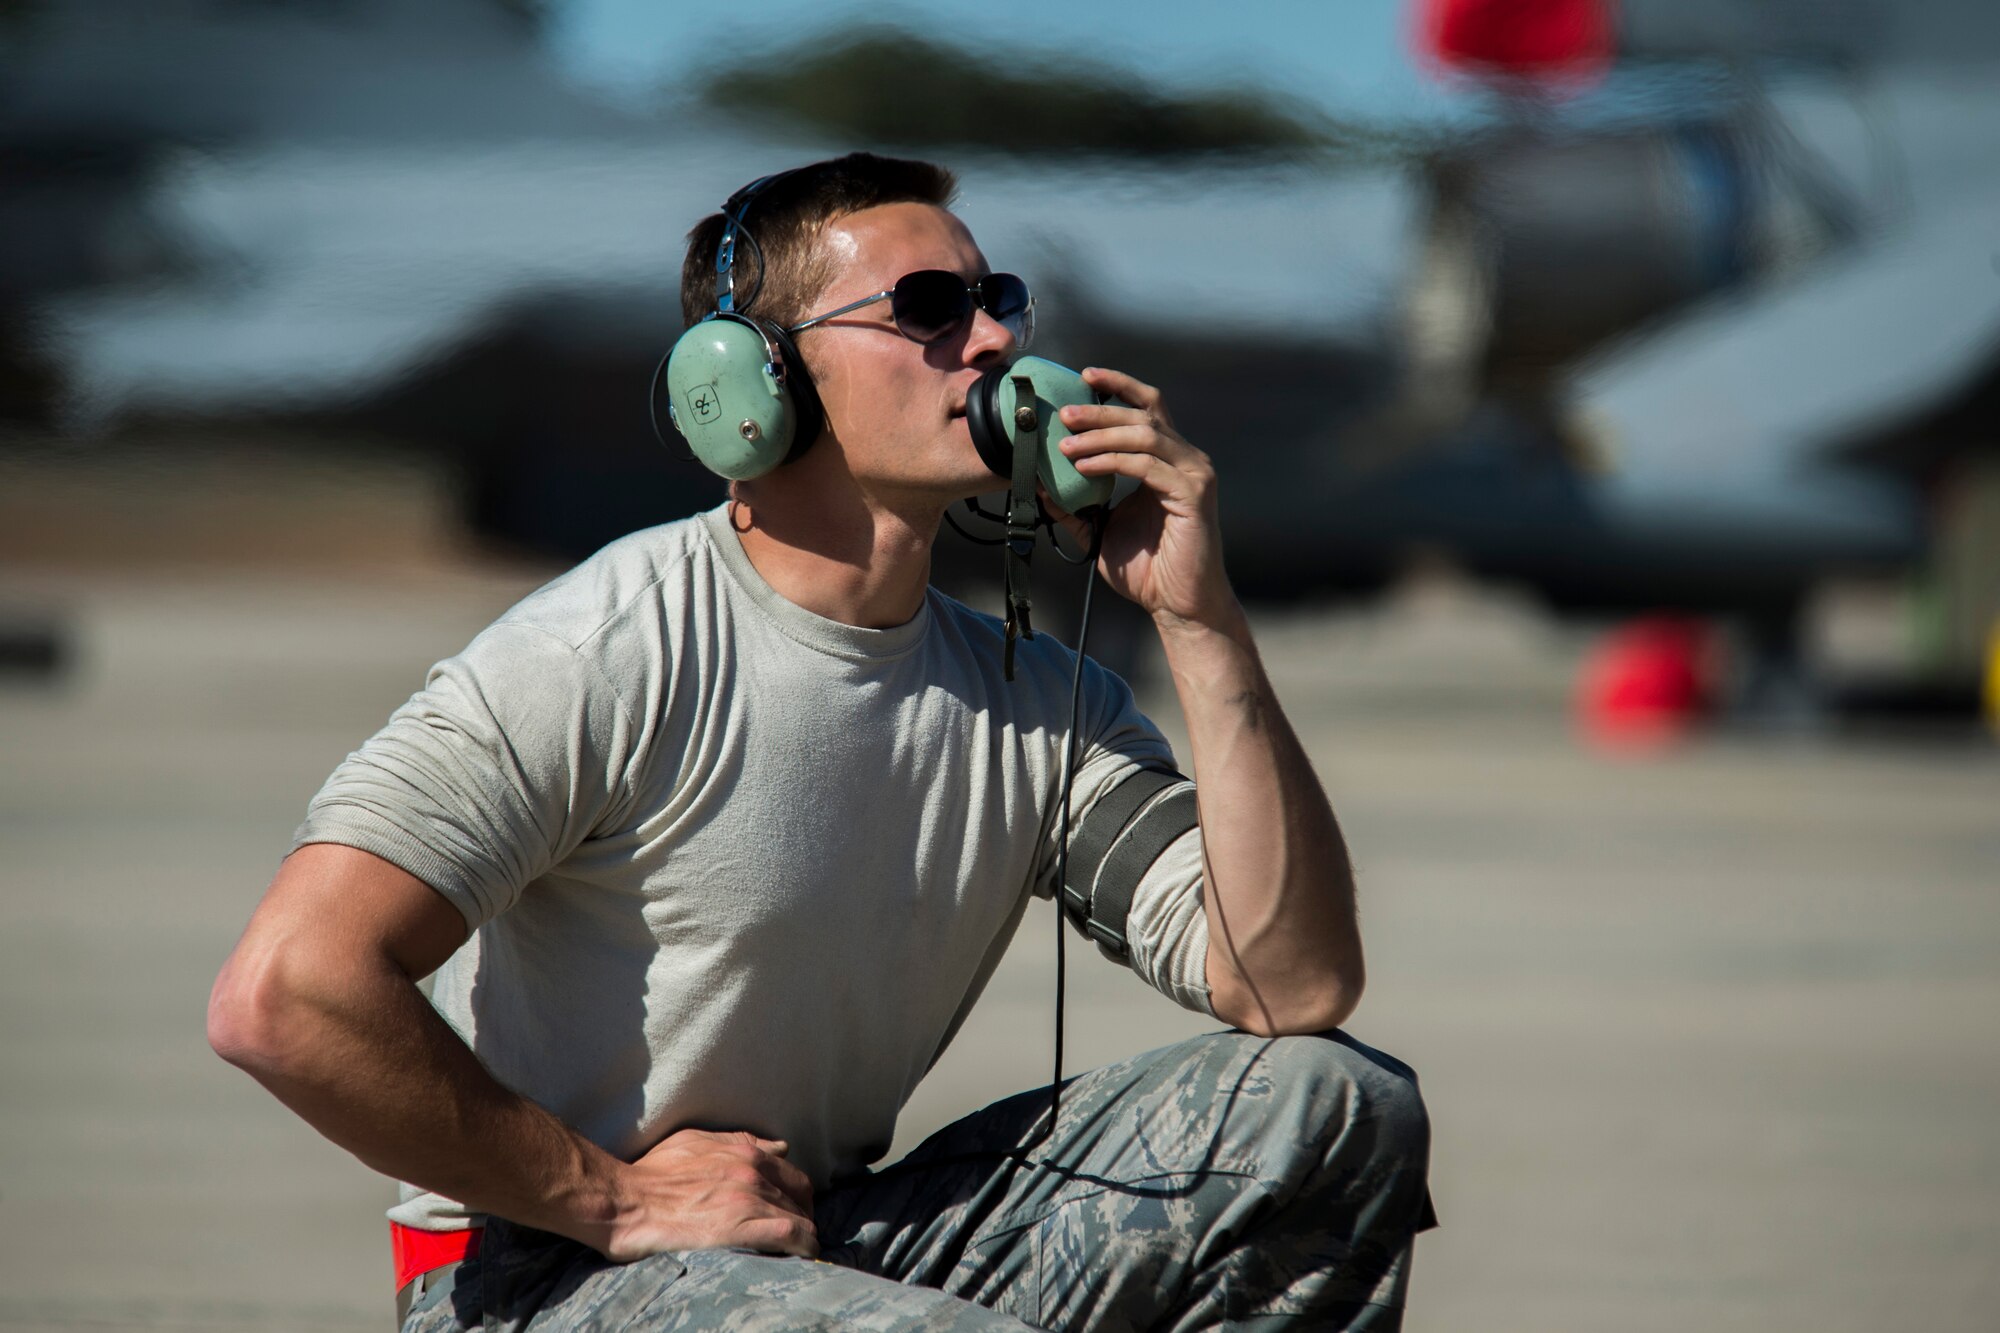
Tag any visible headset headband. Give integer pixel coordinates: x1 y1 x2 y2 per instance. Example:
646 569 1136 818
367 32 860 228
713 172 786 316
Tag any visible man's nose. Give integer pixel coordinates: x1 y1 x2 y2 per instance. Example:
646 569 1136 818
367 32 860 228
962 305 1016 366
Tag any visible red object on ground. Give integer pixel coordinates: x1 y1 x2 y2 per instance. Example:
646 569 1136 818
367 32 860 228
1576 615 1715 749
1414 0 1617 87
391 1221 483 1291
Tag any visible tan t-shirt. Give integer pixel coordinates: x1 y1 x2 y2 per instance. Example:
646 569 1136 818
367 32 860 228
295 505 1210 1230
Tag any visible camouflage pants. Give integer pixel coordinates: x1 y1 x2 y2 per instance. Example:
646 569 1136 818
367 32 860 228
404 1030 1434 1331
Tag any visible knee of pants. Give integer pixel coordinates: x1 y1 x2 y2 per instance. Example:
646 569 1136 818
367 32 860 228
1241 1030 1431 1176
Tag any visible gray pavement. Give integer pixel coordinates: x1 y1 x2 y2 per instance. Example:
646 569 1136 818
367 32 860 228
2 563 1996 1331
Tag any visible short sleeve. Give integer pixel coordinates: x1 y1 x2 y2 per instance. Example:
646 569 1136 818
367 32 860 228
292 620 636 929
1033 657 1213 1017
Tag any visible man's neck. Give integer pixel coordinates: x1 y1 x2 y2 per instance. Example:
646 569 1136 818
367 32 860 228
725 479 941 631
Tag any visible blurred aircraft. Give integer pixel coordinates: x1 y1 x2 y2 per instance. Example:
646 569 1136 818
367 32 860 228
4 0 1995 705
1370 0 2000 708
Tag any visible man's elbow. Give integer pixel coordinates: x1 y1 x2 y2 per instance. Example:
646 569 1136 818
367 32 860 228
207 946 310 1077
1312 965 1366 1032
1212 956 1366 1038
1270 965 1365 1036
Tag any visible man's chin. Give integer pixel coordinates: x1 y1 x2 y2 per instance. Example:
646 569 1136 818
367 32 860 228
952 473 1009 504
943 431 1006 500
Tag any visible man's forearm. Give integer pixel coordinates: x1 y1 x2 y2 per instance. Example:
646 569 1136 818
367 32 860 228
207 884 628 1251
211 845 819 1263
1155 602 1363 1036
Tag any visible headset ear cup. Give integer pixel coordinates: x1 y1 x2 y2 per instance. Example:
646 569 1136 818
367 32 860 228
764 321 822 465
964 365 1011 480
662 314 797 479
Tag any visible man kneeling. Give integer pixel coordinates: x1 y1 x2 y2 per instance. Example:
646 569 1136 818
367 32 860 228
208 152 1433 1331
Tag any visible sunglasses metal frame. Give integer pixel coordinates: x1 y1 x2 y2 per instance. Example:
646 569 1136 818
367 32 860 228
787 271 1034 347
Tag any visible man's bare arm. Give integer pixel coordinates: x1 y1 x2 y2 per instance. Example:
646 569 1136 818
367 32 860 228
1057 367 1363 1037
1155 609 1362 1036
206 843 817 1260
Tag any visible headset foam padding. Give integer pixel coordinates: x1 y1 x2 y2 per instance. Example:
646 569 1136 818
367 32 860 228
965 366 1013 481
765 321 823 460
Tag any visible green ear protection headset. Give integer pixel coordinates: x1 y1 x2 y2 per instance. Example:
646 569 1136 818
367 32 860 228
655 171 1121 520
655 172 825 480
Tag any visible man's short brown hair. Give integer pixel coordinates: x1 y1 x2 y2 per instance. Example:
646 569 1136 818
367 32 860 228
679 153 958 332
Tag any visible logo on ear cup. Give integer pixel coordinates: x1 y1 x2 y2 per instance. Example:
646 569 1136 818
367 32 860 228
688 383 722 425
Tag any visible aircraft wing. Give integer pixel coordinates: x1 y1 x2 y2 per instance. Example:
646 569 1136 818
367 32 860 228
1574 185 2000 484
1563 185 1995 558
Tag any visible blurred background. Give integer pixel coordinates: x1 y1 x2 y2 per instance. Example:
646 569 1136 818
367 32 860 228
1 1 1995 1329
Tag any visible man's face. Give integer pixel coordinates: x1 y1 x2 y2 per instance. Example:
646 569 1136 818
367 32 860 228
794 202 1019 502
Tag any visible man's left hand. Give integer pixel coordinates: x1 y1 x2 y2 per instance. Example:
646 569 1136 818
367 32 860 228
1053 367 1239 633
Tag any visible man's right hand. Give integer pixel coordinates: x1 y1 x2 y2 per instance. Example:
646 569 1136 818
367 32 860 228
608 1129 818 1261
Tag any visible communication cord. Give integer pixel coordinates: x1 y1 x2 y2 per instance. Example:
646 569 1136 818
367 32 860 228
1035 505 1109 1159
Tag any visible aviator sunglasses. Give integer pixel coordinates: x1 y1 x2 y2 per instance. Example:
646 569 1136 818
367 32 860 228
788 270 1035 348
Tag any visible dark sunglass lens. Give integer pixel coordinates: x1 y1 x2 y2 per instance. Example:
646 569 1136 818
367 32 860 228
980 274 1033 345
890 270 973 344
978 274 1029 318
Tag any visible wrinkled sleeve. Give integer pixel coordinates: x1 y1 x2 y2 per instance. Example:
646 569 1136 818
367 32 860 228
1033 657 1213 1018
291 620 635 930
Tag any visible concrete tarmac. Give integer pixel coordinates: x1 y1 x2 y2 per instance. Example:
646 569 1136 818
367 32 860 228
2 563 1996 1332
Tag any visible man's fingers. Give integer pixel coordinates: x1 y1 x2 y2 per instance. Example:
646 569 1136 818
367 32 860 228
1061 427 1210 495
738 1214 820 1259
1065 448 1205 509
1058 401 1159 434
1060 421 1185 460
712 1133 813 1213
614 1127 825 1261
1035 484 1090 543
1080 365 1166 417
755 1149 816 1212
1036 482 1074 525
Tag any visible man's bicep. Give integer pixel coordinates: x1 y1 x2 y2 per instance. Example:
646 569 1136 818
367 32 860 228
252 842 470 982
